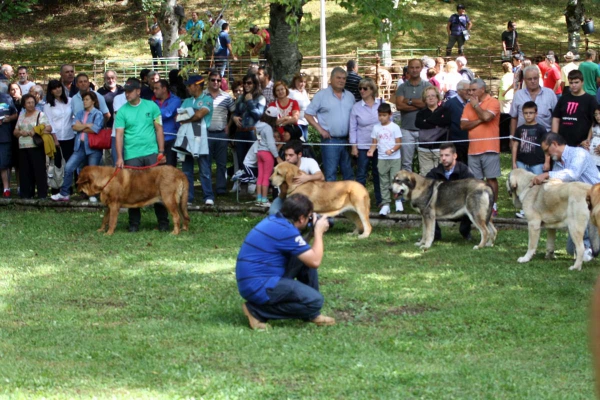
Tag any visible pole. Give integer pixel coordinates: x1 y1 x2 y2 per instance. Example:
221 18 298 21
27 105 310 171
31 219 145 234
320 0 327 89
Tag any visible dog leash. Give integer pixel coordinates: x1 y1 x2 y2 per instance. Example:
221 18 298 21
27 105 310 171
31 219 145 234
100 154 165 191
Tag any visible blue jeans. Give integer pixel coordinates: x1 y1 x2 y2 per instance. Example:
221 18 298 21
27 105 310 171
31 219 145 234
299 124 309 141
245 256 323 322
216 58 232 81
321 138 354 181
182 154 214 202
111 136 117 167
269 196 284 215
356 149 382 206
516 161 544 175
207 131 229 194
60 144 102 196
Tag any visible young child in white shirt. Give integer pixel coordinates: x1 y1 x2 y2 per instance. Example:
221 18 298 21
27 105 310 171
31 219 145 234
367 103 403 216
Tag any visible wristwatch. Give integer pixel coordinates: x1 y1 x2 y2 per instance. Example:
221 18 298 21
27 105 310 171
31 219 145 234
408 98 413 106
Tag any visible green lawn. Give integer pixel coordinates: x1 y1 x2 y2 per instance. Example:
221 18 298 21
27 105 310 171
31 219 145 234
0 208 597 398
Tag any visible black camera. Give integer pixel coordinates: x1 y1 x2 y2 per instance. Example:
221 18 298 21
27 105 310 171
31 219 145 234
307 214 334 230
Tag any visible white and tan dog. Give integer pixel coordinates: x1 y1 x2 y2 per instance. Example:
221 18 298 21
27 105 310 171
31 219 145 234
507 168 591 271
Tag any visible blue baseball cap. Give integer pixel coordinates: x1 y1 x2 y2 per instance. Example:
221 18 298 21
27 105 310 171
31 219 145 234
184 75 205 86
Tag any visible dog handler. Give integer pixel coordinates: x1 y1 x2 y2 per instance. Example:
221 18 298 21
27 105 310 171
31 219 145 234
236 193 335 330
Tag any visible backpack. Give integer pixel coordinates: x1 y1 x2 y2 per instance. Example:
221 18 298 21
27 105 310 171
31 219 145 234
460 67 475 82
213 34 223 54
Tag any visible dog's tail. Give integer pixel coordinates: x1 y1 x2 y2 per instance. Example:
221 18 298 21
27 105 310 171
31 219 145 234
179 179 191 222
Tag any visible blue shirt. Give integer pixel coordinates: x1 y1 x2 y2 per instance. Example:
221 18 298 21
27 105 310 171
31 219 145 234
73 108 104 155
510 87 557 132
236 214 311 304
153 93 182 141
0 93 16 143
71 90 110 118
215 31 231 58
181 92 213 129
185 19 204 40
305 86 355 138
549 145 600 184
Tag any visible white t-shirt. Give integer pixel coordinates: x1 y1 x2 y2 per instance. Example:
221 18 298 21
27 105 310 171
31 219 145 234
111 93 127 137
371 122 402 160
18 81 35 96
298 157 321 174
590 125 600 166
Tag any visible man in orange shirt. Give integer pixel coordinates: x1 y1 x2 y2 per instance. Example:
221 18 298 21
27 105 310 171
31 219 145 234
460 78 501 216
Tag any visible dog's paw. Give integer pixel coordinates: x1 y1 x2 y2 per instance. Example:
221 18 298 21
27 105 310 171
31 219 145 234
485 242 494 247
357 233 370 239
415 241 424 247
104 231 114 236
517 256 531 263
473 245 481 250
545 252 556 260
569 264 582 271
419 244 430 251
97 228 106 233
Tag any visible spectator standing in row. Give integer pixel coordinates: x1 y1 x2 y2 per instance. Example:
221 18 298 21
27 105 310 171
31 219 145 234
29 85 46 112
60 64 78 98
501 21 519 59
1 65 14 82
205 70 235 196
395 59 431 172
179 75 214 205
579 50 600 96
446 4 472 56
499 62 514 114
510 66 557 138
460 79 501 215
152 79 181 167
43 80 74 194
440 60 462 99
288 73 311 141
115 78 168 232
456 56 474 82
552 70 597 147
512 53 524 90
306 67 355 181
415 85 450 176
215 23 237 81
71 73 110 123
258 66 274 105
561 51 578 94
17 67 35 95
269 80 300 144
443 80 470 164
542 53 562 98
345 60 362 102
97 70 124 129
349 77 382 207
0 82 17 197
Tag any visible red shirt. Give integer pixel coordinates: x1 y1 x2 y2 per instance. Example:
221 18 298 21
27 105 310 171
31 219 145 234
543 67 563 95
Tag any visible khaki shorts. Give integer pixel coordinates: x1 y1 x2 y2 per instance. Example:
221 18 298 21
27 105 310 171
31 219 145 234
468 152 501 179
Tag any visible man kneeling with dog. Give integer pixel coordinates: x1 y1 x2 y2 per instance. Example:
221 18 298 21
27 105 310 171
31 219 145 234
236 193 335 330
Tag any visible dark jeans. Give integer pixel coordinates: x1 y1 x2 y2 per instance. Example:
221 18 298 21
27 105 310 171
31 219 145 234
356 149 382 206
125 154 169 229
19 147 48 199
53 138 75 195
245 256 323 322
208 130 229 194
164 139 177 168
434 216 472 241
149 40 162 67
446 34 466 55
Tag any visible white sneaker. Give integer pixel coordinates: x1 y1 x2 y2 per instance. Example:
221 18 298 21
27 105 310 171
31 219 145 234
515 210 525 219
247 183 256 194
583 248 594 262
395 200 404 212
205 199 214 206
379 204 391 216
50 193 69 202
89 196 98 203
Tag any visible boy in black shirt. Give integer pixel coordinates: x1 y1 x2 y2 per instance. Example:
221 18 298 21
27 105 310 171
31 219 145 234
512 101 550 218
552 69 598 147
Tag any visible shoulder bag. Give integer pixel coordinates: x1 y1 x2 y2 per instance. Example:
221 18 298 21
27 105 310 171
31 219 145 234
32 112 44 147
88 116 112 150
47 146 65 190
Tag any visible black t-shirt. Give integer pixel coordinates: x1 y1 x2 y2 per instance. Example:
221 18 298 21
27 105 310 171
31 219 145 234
552 92 598 146
98 85 125 128
514 123 546 166
501 30 518 50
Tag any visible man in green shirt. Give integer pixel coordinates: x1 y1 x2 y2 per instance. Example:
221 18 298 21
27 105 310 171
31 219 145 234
114 78 169 232
577 49 600 96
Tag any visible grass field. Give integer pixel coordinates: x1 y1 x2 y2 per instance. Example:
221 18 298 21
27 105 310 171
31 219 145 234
0 207 597 398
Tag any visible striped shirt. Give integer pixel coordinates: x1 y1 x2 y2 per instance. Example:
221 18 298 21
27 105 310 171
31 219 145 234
203 89 235 131
549 145 600 184
344 71 362 102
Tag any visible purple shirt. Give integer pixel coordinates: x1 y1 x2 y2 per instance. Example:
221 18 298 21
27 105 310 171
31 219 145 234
349 98 382 150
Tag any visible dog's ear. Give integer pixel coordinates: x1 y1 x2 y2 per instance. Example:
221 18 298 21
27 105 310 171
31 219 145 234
588 193 593 211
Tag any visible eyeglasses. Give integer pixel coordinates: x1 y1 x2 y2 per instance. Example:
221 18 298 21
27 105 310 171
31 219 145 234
358 87 370 91
244 81 253 85
211 79 222 83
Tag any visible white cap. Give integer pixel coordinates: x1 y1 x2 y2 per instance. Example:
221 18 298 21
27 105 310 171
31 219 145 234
265 106 279 118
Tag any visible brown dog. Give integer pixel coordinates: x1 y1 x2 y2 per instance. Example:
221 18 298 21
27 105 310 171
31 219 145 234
270 162 372 238
587 183 600 395
77 165 190 235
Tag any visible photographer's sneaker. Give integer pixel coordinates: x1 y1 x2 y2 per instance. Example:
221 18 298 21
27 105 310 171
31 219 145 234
395 200 404 212
50 193 69 202
89 196 98 203
379 204 391 216
583 248 594 262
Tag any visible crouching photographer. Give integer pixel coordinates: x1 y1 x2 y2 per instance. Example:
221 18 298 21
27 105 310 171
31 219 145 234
236 193 335 330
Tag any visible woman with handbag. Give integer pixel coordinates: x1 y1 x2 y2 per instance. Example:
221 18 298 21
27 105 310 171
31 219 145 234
13 94 52 199
51 92 103 202
268 81 300 148
43 80 74 195
415 86 450 176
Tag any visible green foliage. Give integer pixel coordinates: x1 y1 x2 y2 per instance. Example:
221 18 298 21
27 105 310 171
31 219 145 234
139 0 162 14
0 0 38 21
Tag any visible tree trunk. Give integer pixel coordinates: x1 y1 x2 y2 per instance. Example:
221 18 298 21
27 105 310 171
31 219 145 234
269 2 304 83
157 0 183 59
379 0 400 67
